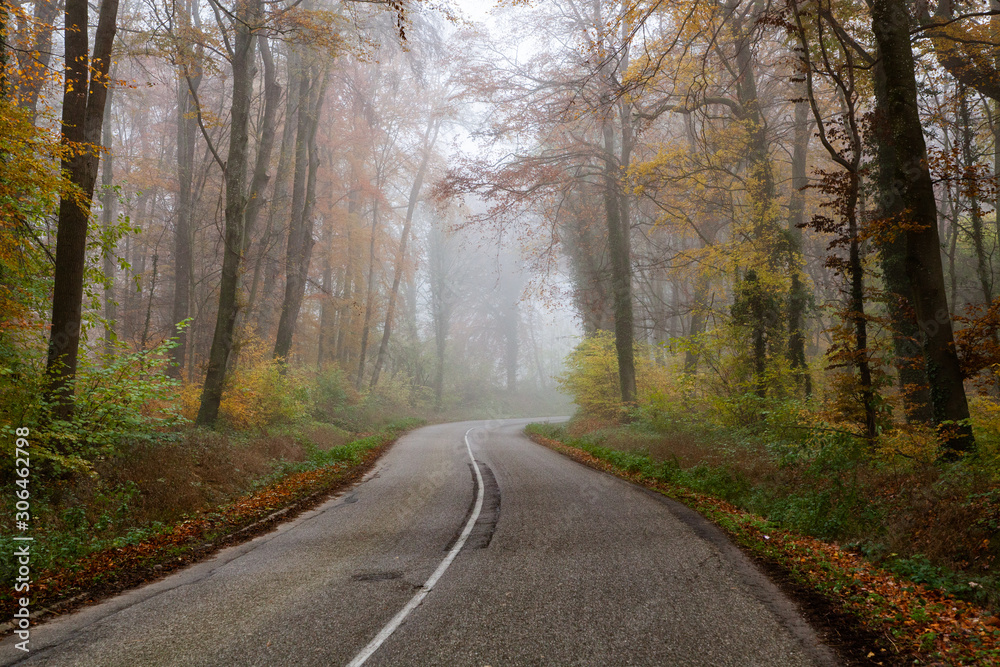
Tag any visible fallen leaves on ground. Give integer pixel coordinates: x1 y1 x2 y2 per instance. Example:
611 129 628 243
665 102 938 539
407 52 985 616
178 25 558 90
7 438 393 621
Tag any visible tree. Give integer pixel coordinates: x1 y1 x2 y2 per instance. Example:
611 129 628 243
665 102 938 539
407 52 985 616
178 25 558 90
195 0 263 425
789 0 878 437
273 53 329 364
870 0 974 453
44 0 120 419
369 113 440 387
168 0 201 379
443 0 639 407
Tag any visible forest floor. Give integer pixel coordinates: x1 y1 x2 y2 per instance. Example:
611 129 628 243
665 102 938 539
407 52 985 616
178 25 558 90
526 424 1000 666
0 419 422 632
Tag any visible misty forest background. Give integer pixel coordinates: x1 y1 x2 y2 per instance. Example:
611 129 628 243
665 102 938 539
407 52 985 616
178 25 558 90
7 0 1000 616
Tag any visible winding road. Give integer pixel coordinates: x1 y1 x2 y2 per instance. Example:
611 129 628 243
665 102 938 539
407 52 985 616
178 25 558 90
2 419 838 666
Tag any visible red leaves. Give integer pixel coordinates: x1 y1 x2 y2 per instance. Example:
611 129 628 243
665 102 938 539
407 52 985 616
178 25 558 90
954 298 1000 384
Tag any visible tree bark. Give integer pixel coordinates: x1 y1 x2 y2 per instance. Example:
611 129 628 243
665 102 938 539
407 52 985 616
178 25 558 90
787 95 811 395
249 48 299 335
870 0 974 453
870 42 935 425
169 11 200 379
335 187 357 366
730 2 780 392
846 172 877 440
428 223 452 411
100 81 116 358
603 113 636 406
959 90 993 305
273 58 327 364
232 34 280 345
242 36 279 258
196 0 259 425
684 269 710 373
355 197 379 388
44 0 119 419
317 226 334 369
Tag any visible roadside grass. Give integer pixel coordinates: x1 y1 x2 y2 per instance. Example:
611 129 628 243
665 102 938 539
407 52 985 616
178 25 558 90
0 418 422 621
527 421 1000 666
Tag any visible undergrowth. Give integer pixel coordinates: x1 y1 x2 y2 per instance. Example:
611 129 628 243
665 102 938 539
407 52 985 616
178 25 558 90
0 418 422 593
528 420 1000 612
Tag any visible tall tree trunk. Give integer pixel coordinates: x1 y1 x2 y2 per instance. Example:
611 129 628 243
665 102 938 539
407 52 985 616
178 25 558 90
870 0 974 453
370 117 439 388
871 48 935 424
995 100 1000 267
787 95 811 395
242 36 279 259
141 253 158 348
590 0 636 408
195 0 259 425
731 5 776 258
232 34 280 346
170 24 200 378
44 0 119 419
273 58 327 364
335 197 356 366
428 224 451 411
356 197 379 388
681 115 716 375
100 81 117 358
960 90 993 305
317 230 334 369
684 269 710 373
730 2 780 392
946 180 959 311
603 112 636 406
250 49 299 335
845 172 877 440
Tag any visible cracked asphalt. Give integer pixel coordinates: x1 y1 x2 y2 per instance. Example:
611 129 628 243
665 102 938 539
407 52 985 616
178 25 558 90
1 418 839 666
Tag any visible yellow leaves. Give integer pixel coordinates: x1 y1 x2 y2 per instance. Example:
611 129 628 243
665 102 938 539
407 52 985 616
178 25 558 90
216 336 310 429
0 98 68 330
922 12 1000 99
557 331 623 419
557 331 688 420
874 424 940 464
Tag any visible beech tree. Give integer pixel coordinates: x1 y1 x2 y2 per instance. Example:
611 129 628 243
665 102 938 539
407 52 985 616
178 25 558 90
870 0 974 452
44 0 120 419
194 0 262 425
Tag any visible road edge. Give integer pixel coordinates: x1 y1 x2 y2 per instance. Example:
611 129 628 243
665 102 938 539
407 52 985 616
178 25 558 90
1 429 410 638
526 429 903 667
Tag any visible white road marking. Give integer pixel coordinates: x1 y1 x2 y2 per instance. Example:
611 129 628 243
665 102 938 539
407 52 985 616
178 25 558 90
345 426 485 667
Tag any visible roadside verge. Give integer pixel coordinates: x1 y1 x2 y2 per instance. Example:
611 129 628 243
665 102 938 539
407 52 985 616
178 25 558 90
1 420 420 633
526 425 1000 667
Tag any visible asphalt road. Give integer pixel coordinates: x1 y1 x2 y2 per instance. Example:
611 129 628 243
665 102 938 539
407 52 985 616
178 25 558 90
2 418 838 666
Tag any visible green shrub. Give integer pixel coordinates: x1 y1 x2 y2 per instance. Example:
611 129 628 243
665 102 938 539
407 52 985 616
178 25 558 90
1 338 187 476
308 367 356 421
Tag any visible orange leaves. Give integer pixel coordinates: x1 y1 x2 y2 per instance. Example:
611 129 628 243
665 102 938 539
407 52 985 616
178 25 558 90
955 298 1000 385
